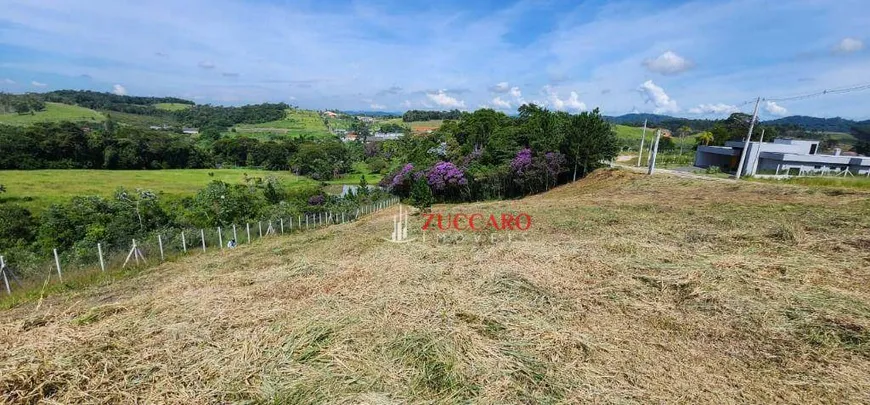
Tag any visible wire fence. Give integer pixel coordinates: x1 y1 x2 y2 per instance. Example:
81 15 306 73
0 197 400 299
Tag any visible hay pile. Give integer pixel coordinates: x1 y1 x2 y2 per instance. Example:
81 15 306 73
2 169 869 403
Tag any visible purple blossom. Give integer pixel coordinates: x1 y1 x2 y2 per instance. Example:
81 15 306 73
426 161 467 191
390 163 415 188
308 194 325 205
510 148 533 174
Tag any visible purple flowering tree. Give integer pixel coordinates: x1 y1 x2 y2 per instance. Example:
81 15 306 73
426 161 468 199
510 148 566 194
308 194 326 205
379 163 417 196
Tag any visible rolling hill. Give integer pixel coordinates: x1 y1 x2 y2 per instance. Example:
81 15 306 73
2 169 868 403
0 102 105 125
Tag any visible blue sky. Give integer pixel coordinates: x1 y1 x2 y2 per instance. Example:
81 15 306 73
0 0 868 119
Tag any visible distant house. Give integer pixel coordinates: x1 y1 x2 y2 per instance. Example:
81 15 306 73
357 116 375 124
344 132 358 142
149 124 171 130
371 132 403 141
182 127 199 134
695 138 870 176
324 111 338 118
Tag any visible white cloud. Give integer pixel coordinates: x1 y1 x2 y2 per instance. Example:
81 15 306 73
31 81 47 87
764 100 788 116
491 96 511 109
643 51 694 75
112 84 127 95
688 103 739 114
509 86 522 99
3 78 15 84
370 103 385 110
544 86 586 111
490 82 510 93
833 37 864 53
400 100 412 108
426 90 465 108
638 80 678 113
198 61 216 69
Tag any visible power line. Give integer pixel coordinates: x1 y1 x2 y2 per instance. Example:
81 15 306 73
764 81 870 102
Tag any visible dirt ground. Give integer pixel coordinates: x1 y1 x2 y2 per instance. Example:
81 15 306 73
2 168 869 404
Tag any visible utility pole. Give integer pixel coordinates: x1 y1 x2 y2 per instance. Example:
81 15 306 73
751 128 765 176
647 129 662 175
636 119 648 167
735 97 760 179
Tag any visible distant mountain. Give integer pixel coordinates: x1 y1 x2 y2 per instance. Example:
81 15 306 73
604 113 680 126
762 115 870 133
606 113 870 136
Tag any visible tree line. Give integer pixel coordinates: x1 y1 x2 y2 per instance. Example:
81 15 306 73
380 104 618 206
0 121 354 177
401 109 462 122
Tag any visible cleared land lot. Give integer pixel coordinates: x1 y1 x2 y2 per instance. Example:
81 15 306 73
0 103 104 125
1 169 868 403
229 109 333 140
0 169 314 213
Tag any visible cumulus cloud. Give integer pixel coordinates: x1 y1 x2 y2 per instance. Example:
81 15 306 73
833 37 864 53
491 96 511 109
490 82 510 93
426 90 465 108
643 51 694 75
198 61 216 69
764 101 788 116
112 84 127 95
544 86 586 111
638 80 678 113
31 81 47 87
3 78 15 84
688 103 739 114
370 103 385 110
509 86 522 99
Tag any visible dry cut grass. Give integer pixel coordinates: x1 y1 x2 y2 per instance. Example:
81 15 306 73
1 168 869 403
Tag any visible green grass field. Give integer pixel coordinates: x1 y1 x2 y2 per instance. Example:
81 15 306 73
325 161 383 186
230 109 333 140
0 102 104 125
154 103 192 112
0 169 315 213
750 175 870 190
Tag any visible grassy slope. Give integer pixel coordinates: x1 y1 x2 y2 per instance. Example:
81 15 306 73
154 103 192 112
230 109 333 140
0 169 315 213
2 170 869 403
0 102 104 125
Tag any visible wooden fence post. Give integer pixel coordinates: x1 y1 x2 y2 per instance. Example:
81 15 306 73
233 224 238 242
200 229 206 252
280 218 284 234
98 243 106 272
218 227 223 250
246 223 251 243
182 231 187 253
53 248 63 282
158 235 164 261
259 222 263 237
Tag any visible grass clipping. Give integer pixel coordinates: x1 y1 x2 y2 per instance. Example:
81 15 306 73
2 168 870 403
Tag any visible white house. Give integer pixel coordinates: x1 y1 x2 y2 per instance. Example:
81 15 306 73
695 138 870 176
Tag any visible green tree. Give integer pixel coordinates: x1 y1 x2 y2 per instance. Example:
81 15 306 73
559 108 618 181
696 131 714 146
407 179 434 212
